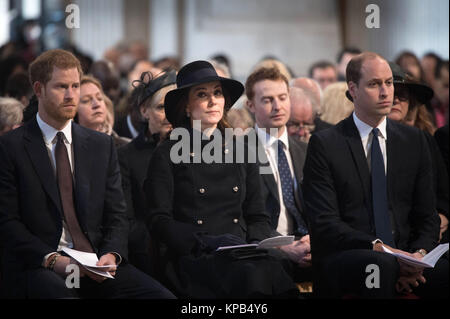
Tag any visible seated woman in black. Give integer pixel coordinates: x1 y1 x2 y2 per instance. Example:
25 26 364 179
143 61 298 298
118 70 176 276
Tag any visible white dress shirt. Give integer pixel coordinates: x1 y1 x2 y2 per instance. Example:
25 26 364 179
36 113 75 261
353 112 388 174
256 125 295 235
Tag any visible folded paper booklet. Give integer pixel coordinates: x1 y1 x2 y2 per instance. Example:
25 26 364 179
216 235 295 251
382 243 449 268
62 247 115 279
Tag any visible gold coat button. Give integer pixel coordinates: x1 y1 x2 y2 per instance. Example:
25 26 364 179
233 218 239 224
197 220 203 225
190 152 195 157
233 186 239 192
199 188 205 194
224 149 229 154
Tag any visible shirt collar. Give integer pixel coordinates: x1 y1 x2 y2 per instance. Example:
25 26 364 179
352 112 387 140
255 124 290 149
36 113 73 145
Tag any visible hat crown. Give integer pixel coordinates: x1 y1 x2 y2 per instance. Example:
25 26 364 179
176 60 219 88
389 62 406 83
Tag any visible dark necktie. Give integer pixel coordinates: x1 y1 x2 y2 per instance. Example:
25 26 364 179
55 132 94 253
371 128 394 247
277 141 308 236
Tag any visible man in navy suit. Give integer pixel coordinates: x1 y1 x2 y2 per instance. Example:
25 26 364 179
245 67 312 279
0 49 174 299
303 52 448 298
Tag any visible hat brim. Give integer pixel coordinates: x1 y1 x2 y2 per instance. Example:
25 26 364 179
395 81 434 105
164 76 244 126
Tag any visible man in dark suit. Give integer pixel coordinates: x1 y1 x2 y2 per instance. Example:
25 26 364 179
303 52 448 298
245 67 312 276
0 49 174 299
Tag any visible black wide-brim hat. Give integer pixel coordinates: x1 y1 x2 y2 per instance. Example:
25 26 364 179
345 61 433 104
164 60 244 125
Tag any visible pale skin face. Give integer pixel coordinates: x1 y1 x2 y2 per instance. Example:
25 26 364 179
312 66 337 90
140 94 172 137
34 67 80 130
247 79 290 137
186 81 225 132
78 82 108 131
287 99 314 143
388 84 410 122
348 57 394 128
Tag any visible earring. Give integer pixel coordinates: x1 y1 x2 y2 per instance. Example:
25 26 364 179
186 112 191 118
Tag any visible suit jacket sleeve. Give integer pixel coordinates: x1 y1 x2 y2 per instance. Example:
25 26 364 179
117 146 137 220
302 134 375 256
408 131 440 252
242 161 273 243
143 143 199 256
0 137 54 268
97 136 129 260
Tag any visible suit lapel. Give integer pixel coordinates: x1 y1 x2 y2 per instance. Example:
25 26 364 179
343 116 371 202
24 118 63 216
256 138 279 203
385 120 400 197
72 123 91 229
288 137 305 183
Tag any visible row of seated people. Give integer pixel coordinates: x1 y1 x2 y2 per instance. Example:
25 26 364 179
0 49 448 298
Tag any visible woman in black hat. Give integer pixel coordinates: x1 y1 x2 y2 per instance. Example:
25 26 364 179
117 70 176 276
143 61 299 298
387 63 449 244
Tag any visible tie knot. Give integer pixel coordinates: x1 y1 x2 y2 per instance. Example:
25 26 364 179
56 132 65 143
372 128 380 137
277 140 285 152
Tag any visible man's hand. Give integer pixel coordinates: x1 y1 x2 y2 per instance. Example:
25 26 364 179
96 253 117 276
396 273 426 294
53 256 79 278
373 242 427 293
439 213 448 242
279 235 312 267
373 243 425 276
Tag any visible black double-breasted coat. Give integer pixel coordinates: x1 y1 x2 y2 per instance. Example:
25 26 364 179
143 129 297 297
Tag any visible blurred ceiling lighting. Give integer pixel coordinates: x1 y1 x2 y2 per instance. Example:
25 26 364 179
0 0 9 46
22 0 41 20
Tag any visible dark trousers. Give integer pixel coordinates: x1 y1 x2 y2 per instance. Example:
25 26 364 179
314 249 449 299
414 256 448 299
2 263 176 299
314 249 400 298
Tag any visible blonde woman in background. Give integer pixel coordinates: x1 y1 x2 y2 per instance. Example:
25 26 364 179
77 75 130 147
0 97 24 136
320 81 354 125
227 106 254 134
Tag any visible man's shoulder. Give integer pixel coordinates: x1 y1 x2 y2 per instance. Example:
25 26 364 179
288 135 307 153
0 121 31 148
73 123 112 144
386 119 424 143
311 117 348 142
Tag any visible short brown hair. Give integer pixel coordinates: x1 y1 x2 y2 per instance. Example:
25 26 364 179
29 49 83 86
346 52 386 86
245 67 289 101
